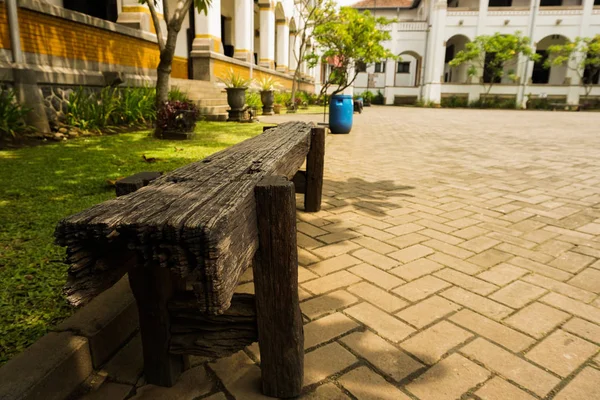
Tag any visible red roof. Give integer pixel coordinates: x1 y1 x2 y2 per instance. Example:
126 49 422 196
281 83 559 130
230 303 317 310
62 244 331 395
351 0 415 8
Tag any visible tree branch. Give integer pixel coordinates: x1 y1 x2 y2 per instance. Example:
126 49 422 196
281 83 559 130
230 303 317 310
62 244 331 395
163 0 170 25
170 0 194 30
147 0 166 51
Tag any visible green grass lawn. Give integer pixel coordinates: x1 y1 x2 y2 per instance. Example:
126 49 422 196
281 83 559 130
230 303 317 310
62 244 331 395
0 121 263 365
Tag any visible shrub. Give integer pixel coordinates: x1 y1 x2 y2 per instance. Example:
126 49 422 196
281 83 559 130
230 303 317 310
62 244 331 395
156 100 199 132
168 87 190 103
526 97 552 110
0 88 32 139
361 90 374 104
113 86 156 125
372 90 385 105
246 91 262 109
275 91 291 105
441 96 469 108
470 96 517 109
219 68 252 88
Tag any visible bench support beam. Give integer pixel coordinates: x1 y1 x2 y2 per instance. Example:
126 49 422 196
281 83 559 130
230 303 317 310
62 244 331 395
254 176 304 398
305 127 325 212
129 264 187 387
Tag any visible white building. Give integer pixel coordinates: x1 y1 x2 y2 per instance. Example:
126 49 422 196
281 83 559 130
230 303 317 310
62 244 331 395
351 0 600 106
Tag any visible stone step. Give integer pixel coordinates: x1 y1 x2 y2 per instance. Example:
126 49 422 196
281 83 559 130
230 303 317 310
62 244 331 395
198 105 230 115
201 113 228 122
194 98 228 107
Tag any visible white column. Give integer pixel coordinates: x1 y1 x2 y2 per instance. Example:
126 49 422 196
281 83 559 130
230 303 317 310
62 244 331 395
289 32 299 73
118 0 153 33
424 0 447 104
566 0 595 105
476 0 488 35
234 0 253 62
276 20 290 72
193 0 222 53
259 4 276 69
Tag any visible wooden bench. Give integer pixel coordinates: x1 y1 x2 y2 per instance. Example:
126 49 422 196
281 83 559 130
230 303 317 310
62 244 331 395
55 122 325 397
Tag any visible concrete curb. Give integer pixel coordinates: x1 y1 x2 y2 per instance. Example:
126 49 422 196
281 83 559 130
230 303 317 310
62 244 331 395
0 276 139 400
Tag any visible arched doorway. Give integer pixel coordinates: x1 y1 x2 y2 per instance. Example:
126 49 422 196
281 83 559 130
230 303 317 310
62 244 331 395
444 35 471 83
532 35 570 84
396 51 422 87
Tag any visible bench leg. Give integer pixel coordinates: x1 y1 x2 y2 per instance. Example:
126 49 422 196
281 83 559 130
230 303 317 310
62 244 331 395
254 176 304 398
129 264 186 387
305 127 325 213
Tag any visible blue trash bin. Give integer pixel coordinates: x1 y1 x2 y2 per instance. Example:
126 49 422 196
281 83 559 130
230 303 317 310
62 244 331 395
329 94 353 134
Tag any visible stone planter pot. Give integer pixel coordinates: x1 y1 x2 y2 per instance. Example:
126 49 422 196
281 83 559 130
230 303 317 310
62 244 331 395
226 87 247 122
273 104 282 114
260 90 275 115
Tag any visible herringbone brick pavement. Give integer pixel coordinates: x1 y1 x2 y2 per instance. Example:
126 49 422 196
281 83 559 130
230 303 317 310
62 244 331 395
132 108 600 399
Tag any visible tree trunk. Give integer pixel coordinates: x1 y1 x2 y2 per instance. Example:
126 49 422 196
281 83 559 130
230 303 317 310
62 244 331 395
291 33 307 103
154 28 179 138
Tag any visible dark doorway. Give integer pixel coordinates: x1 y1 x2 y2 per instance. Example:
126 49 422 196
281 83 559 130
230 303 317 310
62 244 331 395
63 0 118 22
483 53 502 84
540 0 562 5
488 0 512 6
532 50 550 84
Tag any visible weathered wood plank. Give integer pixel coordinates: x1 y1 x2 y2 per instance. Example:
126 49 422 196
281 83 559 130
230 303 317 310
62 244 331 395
305 127 325 212
169 293 258 358
55 122 313 313
129 263 186 387
254 176 304 398
115 171 163 197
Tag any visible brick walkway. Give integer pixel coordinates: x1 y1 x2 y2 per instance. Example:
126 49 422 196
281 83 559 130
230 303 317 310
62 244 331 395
99 108 600 399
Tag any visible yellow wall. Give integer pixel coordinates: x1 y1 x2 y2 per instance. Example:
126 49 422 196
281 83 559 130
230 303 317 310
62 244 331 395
214 58 315 93
0 7 188 79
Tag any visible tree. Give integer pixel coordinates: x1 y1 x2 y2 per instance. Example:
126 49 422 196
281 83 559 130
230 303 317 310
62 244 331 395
290 0 336 104
545 36 600 104
307 7 396 98
449 32 538 105
140 0 210 110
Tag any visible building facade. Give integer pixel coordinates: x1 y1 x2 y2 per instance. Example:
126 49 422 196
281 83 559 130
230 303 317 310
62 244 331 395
352 0 600 106
1 0 317 129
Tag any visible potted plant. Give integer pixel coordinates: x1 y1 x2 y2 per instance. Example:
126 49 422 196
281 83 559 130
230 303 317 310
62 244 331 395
219 68 252 121
156 100 199 139
257 76 280 115
273 103 282 114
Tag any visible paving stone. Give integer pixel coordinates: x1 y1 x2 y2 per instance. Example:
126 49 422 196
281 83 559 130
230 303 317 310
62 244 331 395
318 231 362 244
344 302 415 343
301 270 362 295
303 342 357 387
80 382 133 400
298 232 325 249
460 338 560 397
300 290 359 320
133 365 213 400
428 252 486 275
390 258 444 281
388 244 434 263
340 331 423 382
424 239 475 259
347 282 408 312
526 330 598 377
385 222 425 236
504 302 570 339
385 233 429 249
550 251 596 273
298 266 319 283
577 223 600 235
298 248 320 266
562 317 600 344
307 253 362 276
459 236 500 253
351 235 397 254
450 309 535 352
541 292 600 325
392 275 451 302
297 222 329 237
467 248 513 268
486 231 537 249
568 268 600 293
300 383 351 400
209 352 269 400
401 321 473 365
477 263 529 285
510 256 573 281
489 280 548 308
446 217 480 229
103 333 143 385
303 312 359 349
522 229 560 244
395 295 461 328
338 366 412 400
453 226 489 240
521 274 596 303
535 239 574 257
441 287 513 320
311 241 362 259
420 228 464 245
434 268 498 295
348 263 405 290
474 377 537 400
405 353 490 400
351 248 398 270
554 367 600 400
